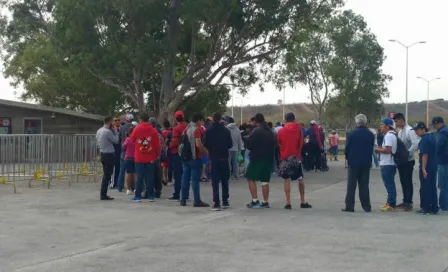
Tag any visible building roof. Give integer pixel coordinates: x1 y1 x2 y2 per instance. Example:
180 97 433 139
0 99 104 121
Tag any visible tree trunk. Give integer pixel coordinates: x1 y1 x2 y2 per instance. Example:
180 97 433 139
159 0 181 123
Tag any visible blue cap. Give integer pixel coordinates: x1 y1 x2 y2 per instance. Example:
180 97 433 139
276 121 282 126
432 116 444 125
381 118 395 128
412 121 428 131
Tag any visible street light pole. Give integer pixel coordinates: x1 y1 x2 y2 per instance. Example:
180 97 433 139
417 76 441 125
389 39 426 121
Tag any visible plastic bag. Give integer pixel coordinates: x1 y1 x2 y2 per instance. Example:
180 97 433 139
237 153 244 164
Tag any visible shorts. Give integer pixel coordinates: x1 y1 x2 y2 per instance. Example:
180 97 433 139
246 158 273 182
278 156 304 180
125 159 135 174
329 146 338 155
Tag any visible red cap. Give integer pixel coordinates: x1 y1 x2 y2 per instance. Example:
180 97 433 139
174 111 184 119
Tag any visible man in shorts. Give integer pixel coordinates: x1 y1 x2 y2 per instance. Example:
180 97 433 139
277 113 312 209
245 113 277 208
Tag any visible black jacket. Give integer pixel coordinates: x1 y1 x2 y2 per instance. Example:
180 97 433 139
246 123 276 160
204 123 233 160
345 126 375 168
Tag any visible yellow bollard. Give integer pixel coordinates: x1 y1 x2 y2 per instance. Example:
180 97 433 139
57 171 63 180
1 176 6 184
63 163 68 171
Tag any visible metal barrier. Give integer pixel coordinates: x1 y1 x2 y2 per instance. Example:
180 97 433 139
0 134 101 192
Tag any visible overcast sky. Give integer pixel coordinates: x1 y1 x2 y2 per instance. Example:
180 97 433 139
1 0 446 107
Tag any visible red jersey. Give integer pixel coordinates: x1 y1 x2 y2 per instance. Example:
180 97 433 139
169 122 187 154
193 128 203 159
131 123 161 163
277 122 303 161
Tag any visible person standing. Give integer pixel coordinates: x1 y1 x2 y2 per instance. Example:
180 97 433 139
149 117 165 198
328 130 339 161
168 111 187 201
343 114 374 212
117 114 134 192
111 117 122 188
307 120 323 171
226 116 243 180
277 113 311 210
245 113 277 208
180 113 210 207
162 120 172 186
375 118 398 212
393 113 419 211
122 126 136 195
205 113 233 211
96 116 119 200
130 114 161 202
412 122 439 214
432 117 448 213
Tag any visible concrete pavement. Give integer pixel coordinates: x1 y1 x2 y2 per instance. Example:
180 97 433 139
1 161 447 272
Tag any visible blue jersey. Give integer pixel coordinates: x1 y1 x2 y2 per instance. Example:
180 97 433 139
418 133 437 173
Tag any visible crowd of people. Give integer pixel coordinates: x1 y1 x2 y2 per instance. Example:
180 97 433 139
344 113 448 214
95 109 448 214
96 111 316 210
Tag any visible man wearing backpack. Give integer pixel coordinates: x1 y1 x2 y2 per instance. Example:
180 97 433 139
393 113 419 211
168 111 187 201
179 113 210 208
375 118 398 212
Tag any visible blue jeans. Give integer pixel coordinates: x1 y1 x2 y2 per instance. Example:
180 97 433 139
171 154 183 199
372 152 379 167
381 165 397 207
135 163 155 199
181 159 202 202
438 165 448 211
419 169 438 213
117 153 126 191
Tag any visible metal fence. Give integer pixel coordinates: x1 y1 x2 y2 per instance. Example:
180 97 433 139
0 134 100 192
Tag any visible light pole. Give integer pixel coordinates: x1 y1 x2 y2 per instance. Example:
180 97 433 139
417 76 441 125
389 39 426 121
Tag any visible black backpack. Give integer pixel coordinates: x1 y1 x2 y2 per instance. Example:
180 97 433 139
179 133 193 161
390 132 409 166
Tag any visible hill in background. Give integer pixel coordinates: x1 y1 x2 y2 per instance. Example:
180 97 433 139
225 99 448 126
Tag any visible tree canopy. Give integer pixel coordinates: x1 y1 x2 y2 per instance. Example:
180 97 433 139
0 0 390 126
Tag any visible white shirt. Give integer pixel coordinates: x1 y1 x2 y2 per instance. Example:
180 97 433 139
380 131 397 166
397 124 419 161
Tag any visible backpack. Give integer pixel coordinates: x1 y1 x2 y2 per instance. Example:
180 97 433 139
390 132 409 166
178 132 193 161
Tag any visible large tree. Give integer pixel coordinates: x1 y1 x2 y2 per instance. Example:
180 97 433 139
325 10 392 129
277 8 390 128
1 0 343 120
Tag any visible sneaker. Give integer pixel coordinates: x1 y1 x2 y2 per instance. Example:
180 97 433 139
148 197 155 202
247 200 261 209
126 190 132 195
261 202 270 208
180 200 187 206
300 202 312 209
284 204 292 210
193 201 210 208
130 197 142 203
211 204 222 211
222 201 230 209
167 197 180 202
396 203 413 211
380 203 395 212
155 192 161 199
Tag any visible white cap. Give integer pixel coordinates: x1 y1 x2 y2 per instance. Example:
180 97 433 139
131 121 138 126
310 120 317 125
125 114 134 122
